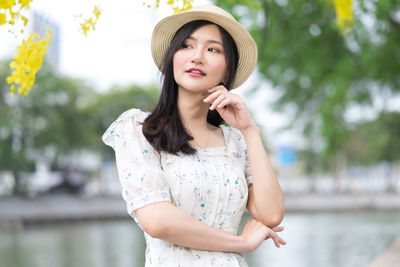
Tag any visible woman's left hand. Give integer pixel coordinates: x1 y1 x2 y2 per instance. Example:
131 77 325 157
203 85 256 130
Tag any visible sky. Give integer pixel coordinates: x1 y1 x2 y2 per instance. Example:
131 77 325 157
0 0 313 157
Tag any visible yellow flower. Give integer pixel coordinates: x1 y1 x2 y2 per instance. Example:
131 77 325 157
333 0 353 34
0 0 33 28
6 28 53 96
171 0 193 14
142 0 192 13
0 0 15 10
80 22 91 36
93 5 101 19
77 5 102 37
19 0 31 8
0 12 7 25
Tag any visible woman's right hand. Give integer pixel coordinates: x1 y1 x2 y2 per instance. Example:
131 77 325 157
239 219 287 252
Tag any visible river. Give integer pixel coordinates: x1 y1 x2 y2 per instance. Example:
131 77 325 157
1 211 399 267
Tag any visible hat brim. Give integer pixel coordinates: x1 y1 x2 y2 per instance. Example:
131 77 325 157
151 8 258 89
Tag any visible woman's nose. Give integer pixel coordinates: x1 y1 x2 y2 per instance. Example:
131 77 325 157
191 48 204 64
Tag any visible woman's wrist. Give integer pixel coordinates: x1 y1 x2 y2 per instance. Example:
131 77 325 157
231 235 248 253
240 123 260 138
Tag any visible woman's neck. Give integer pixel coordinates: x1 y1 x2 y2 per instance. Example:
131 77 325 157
177 87 211 132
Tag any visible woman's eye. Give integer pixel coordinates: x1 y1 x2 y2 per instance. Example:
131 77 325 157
182 43 192 48
208 47 220 53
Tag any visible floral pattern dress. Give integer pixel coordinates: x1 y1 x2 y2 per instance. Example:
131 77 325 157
102 108 253 267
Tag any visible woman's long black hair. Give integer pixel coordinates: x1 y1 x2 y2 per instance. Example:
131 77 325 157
142 20 239 155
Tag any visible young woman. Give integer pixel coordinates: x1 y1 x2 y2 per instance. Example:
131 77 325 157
103 5 286 266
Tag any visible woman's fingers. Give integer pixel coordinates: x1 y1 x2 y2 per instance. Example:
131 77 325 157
209 94 228 110
269 232 280 247
204 86 246 116
275 235 286 247
271 232 286 248
216 98 231 109
203 90 224 105
271 225 286 247
265 229 287 248
241 220 287 251
204 85 229 103
207 84 227 93
272 226 284 232
240 220 273 252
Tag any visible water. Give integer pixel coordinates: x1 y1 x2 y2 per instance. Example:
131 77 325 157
249 211 400 267
1 211 399 267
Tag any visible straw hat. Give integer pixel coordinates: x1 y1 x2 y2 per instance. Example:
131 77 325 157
151 5 258 89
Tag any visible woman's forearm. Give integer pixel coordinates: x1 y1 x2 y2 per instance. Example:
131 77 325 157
240 125 285 226
136 201 247 252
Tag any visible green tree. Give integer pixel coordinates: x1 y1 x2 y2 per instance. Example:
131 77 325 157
1 59 160 195
0 61 36 194
0 60 98 194
86 83 160 159
215 0 400 176
344 111 400 191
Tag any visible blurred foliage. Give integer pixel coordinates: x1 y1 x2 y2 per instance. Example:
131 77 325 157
345 111 400 166
0 59 159 194
215 0 400 174
85 83 160 159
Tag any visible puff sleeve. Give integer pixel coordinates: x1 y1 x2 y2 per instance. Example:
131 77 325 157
102 108 171 224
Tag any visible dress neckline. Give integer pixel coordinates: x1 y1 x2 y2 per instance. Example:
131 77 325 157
131 108 229 153
193 124 228 152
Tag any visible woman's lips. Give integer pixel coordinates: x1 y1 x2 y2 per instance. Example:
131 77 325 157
186 68 206 77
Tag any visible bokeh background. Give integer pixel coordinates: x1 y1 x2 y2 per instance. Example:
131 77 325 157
1 0 399 266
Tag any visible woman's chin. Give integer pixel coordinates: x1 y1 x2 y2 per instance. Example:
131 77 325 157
178 81 218 93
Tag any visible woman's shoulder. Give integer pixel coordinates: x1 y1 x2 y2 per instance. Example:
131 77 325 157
115 108 151 124
221 124 247 151
222 124 244 140
102 108 151 148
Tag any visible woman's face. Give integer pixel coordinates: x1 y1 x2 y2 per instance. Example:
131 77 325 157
173 24 227 94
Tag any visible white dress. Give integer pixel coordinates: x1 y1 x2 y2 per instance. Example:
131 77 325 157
102 108 253 267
